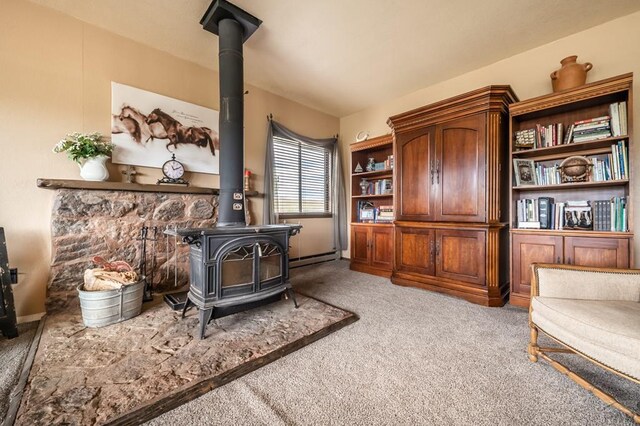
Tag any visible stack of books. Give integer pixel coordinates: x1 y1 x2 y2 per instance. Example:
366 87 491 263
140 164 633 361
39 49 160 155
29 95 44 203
376 205 394 223
571 116 611 143
594 197 628 232
609 101 628 137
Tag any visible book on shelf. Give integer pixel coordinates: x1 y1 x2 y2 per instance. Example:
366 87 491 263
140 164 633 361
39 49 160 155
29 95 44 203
363 178 393 195
538 197 554 229
590 141 628 182
521 140 628 187
518 221 541 229
572 116 611 143
593 197 628 232
573 115 610 125
514 102 627 151
532 123 565 148
517 198 565 230
375 205 395 223
517 197 628 232
609 101 628 137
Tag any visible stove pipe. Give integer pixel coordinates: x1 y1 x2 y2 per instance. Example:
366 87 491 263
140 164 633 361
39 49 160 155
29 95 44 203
201 0 262 226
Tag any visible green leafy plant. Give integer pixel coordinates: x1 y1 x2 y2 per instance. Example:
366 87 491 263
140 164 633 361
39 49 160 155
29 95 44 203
53 132 114 163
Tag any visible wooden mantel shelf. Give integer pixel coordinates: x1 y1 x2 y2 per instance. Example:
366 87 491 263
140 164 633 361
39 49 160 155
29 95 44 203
36 178 262 197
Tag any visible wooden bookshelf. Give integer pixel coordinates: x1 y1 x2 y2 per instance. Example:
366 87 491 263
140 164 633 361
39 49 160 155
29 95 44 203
508 73 633 308
350 134 394 278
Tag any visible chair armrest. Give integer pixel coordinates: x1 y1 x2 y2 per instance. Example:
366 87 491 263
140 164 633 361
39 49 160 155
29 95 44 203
530 263 640 302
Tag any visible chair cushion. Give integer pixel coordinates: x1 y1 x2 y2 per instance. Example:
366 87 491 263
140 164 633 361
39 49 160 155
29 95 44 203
531 296 640 381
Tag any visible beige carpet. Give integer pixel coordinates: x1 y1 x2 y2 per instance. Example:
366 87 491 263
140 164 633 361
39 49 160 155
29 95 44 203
0 322 38 423
147 260 638 426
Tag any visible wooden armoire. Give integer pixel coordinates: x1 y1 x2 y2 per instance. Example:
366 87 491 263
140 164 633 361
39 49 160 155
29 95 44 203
387 86 518 307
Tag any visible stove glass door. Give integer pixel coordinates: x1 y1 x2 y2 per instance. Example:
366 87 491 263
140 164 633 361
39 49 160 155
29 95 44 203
221 245 254 290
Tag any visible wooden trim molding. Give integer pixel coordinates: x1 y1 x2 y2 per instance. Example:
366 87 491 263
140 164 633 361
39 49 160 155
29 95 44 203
510 73 632 116
350 134 393 152
387 85 518 133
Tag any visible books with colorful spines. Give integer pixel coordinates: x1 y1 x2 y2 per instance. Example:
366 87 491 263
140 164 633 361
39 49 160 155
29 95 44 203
574 115 610 125
573 120 610 131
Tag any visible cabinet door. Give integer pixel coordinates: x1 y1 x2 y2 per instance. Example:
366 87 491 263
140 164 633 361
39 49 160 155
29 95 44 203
511 234 563 298
436 229 486 285
351 226 370 266
371 226 393 270
395 227 435 276
396 127 436 221
564 237 629 268
435 114 486 222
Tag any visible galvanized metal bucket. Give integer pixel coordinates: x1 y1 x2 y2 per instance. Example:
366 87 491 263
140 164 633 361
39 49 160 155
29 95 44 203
77 280 144 328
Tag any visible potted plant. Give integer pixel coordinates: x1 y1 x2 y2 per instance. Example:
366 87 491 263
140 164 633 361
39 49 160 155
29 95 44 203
53 132 114 181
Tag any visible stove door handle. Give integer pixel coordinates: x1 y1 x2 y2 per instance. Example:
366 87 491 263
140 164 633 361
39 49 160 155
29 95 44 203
256 242 263 257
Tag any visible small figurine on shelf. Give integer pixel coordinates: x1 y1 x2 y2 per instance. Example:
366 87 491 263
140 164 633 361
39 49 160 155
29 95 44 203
366 157 376 172
244 169 252 191
359 178 368 195
354 162 363 173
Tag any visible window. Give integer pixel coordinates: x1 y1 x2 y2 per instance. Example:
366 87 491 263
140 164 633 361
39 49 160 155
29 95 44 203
272 136 332 217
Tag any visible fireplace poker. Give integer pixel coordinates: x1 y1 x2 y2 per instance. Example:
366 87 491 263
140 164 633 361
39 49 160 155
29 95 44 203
138 225 153 302
174 230 178 288
150 226 158 298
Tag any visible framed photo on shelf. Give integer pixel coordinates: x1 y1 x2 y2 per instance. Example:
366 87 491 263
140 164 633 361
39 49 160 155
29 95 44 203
513 159 537 186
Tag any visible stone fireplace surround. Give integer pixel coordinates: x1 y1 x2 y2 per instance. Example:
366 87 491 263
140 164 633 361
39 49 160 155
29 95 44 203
42 180 230 302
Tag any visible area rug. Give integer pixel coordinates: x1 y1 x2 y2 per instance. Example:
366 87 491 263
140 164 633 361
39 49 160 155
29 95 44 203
14 291 357 425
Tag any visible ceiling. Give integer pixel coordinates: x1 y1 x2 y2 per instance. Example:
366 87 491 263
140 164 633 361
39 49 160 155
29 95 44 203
29 0 640 117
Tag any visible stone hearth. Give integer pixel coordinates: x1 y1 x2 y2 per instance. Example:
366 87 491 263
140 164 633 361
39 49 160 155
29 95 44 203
15 289 356 425
50 188 218 298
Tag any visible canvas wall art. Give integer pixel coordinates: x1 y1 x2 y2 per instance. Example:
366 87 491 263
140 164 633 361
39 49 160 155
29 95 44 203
111 82 219 174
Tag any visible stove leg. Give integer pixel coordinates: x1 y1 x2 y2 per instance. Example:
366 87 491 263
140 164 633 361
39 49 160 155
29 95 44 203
198 308 213 339
287 288 299 309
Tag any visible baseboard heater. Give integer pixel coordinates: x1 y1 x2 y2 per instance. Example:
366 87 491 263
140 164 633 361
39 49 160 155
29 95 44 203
289 251 339 268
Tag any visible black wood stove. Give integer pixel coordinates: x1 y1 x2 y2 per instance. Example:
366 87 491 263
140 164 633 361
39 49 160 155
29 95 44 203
177 224 300 338
175 0 301 339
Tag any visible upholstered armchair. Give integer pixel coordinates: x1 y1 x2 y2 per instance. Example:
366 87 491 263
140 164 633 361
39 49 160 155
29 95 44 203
528 263 640 424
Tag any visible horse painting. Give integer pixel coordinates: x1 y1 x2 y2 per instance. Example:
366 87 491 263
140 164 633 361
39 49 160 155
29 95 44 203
111 114 140 143
146 108 218 156
118 105 167 144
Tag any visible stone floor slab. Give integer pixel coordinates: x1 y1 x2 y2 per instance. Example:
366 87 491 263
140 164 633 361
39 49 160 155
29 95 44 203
15 292 356 425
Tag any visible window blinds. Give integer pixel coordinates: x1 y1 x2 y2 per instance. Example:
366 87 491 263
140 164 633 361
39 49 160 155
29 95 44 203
273 136 331 215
